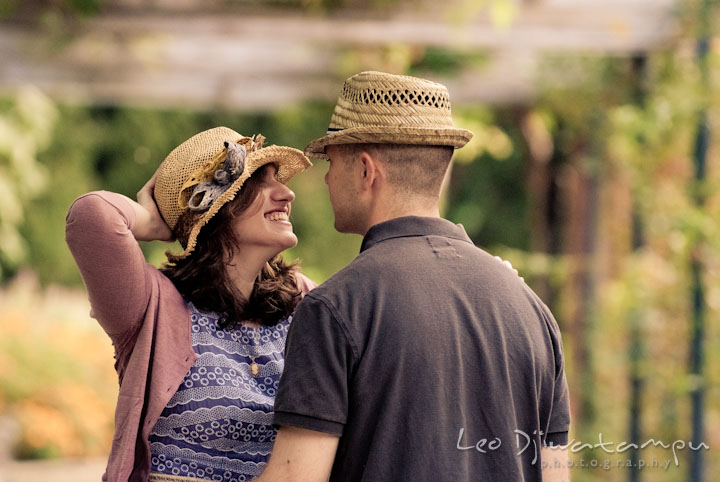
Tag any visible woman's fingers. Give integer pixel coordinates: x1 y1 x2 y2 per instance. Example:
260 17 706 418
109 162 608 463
494 255 523 281
137 170 159 205
136 170 174 242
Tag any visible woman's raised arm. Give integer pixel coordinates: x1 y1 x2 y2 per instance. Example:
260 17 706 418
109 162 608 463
65 171 173 337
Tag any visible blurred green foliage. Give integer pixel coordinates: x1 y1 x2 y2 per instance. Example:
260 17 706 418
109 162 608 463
0 0 103 21
65 0 102 16
529 44 720 481
0 87 57 280
446 106 525 248
14 101 367 285
407 46 489 77
11 97 526 286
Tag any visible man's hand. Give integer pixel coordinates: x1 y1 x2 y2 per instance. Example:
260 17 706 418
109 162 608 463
254 426 339 482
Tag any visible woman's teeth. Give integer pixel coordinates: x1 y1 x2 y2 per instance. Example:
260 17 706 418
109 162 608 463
265 212 288 221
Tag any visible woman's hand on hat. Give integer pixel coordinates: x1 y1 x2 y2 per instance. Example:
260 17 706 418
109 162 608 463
132 171 175 242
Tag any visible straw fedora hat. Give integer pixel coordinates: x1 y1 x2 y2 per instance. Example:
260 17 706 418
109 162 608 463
304 71 473 159
154 126 311 259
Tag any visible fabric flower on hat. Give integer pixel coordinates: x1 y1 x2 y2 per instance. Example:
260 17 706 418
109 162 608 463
178 135 265 213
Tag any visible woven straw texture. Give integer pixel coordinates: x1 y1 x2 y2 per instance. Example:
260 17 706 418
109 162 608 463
154 127 311 259
305 71 473 159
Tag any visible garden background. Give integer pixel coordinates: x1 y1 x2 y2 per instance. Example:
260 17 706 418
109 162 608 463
0 0 719 481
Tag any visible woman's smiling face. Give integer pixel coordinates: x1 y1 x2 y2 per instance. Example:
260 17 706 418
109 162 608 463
231 163 298 256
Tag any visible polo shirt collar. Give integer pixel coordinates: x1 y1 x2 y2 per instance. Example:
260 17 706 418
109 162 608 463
360 216 473 253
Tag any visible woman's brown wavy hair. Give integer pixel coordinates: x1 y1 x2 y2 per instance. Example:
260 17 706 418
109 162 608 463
161 164 301 328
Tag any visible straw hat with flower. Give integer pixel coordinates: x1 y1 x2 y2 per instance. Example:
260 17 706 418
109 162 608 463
304 71 473 159
154 126 311 259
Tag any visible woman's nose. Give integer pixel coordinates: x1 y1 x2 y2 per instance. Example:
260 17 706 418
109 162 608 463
271 180 295 203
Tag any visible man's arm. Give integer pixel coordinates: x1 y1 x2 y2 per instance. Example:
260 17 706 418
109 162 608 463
541 444 570 482
255 426 339 482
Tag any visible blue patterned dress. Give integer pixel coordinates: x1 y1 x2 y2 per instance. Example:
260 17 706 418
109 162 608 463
149 302 291 481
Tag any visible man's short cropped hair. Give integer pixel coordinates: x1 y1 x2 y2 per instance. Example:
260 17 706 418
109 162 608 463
338 143 454 198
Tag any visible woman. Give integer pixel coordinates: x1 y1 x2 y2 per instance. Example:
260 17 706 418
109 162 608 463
65 127 314 482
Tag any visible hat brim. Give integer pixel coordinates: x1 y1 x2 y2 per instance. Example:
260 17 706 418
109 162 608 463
171 145 311 260
304 126 474 160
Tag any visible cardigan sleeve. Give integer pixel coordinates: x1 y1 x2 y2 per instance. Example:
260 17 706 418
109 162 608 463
65 191 153 338
295 272 318 297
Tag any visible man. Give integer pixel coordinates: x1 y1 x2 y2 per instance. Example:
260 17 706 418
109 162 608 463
256 71 571 481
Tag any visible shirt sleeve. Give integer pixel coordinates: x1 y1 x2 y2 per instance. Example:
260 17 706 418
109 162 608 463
546 431 569 446
65 191 152 339
273 293 356 436
543 308 571 445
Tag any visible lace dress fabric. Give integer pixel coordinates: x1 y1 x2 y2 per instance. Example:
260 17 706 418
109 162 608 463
149 302 291 481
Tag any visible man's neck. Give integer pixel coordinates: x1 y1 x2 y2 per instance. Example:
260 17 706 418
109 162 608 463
362 196 440 235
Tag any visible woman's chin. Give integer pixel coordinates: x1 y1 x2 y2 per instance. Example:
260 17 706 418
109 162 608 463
273 235 299 255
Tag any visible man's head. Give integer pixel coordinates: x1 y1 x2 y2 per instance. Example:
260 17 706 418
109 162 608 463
324 143 453 234
334 143 454 197
305 71 472 233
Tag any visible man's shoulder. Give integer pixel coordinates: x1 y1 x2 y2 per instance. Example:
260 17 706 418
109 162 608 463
303 252 383 305
306 260 360 297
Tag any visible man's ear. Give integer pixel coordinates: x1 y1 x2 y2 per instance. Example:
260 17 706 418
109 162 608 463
357 150 380 191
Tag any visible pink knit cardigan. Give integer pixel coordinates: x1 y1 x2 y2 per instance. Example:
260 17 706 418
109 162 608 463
65 191 315 482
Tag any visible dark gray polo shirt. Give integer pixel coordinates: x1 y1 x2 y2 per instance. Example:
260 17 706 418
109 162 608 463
274 216 570 482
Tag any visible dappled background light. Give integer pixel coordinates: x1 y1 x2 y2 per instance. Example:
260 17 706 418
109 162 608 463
1 1 718 481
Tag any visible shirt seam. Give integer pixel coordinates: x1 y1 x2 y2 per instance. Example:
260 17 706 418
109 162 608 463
273 410 345 429
303 292 360 362
362 233 473 252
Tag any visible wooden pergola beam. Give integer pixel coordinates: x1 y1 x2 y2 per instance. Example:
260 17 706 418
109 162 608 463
0 1 679 108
